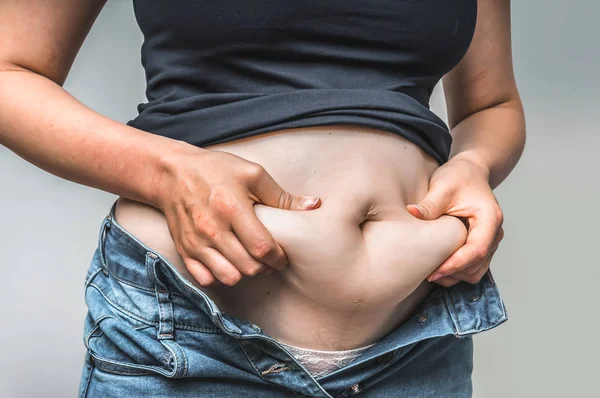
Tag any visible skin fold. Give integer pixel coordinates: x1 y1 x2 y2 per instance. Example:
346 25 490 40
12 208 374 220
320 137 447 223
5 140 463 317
0 0 525 350
114 125 468 349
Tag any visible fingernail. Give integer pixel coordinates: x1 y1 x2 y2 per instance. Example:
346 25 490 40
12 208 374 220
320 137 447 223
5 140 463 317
300 196 320 209
428 273 443 282
411 205 424 217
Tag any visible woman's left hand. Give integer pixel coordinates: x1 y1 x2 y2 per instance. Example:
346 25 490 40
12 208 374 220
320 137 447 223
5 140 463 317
406 154 505 287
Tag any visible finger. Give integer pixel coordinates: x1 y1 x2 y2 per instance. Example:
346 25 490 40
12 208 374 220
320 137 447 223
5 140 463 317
432 247 494 287
231 203 289 269
406 185 453 220
463 225 503 275
213 229 270 277
191 246 244 287
449 235 498 283
432 275 461 287
246 163 321 211
428 211 499 281
453 252 492 284
183 257 217 287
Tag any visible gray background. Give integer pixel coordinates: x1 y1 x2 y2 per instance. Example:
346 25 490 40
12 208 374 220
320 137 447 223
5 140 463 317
1 1 598 397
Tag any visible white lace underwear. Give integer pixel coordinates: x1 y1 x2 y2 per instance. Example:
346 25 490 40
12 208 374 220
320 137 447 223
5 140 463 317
277 341 377 378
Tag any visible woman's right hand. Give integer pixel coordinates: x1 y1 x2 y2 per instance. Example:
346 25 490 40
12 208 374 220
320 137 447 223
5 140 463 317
154 141 322 288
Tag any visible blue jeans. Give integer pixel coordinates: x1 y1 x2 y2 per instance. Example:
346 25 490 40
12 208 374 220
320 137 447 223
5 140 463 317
79 200 508 397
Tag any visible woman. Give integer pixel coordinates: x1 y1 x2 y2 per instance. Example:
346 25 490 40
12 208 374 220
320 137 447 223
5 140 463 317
0 0 525 397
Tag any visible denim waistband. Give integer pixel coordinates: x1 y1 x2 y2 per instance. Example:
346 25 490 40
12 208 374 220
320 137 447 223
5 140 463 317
95 198 508 396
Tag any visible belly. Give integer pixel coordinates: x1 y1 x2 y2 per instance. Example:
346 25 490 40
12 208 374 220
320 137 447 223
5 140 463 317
114 125 468 350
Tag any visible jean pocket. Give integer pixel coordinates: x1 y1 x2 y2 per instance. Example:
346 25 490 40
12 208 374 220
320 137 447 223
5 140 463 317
83 287 188 378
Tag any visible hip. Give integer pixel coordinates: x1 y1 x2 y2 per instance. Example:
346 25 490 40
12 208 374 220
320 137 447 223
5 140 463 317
79 205 508 397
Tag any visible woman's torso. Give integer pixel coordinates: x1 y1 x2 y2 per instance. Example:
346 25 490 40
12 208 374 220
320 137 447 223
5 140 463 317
114 124 468 350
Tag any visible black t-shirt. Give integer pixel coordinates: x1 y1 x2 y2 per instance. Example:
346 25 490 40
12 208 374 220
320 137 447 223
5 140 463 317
128 0 477 165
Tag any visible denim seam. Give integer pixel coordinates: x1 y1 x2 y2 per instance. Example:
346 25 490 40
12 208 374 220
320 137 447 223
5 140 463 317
84 268 103 288
236 338 332 397
108 272 185 297
84 315 113 349
91 362 155 377
163 270 220 316
444 288 501 335
162 340 189 378
88 282 223 333
80 356 94 398
235 338 263 377
89 350 180 377
88 282 158 326
160 340 183 377
105 211 205 300
173 324 223 333
443 289 463 336
85 318 190 378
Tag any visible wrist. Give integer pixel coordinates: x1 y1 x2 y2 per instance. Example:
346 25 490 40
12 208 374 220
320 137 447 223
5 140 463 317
152 138 209 210
448 150 492 182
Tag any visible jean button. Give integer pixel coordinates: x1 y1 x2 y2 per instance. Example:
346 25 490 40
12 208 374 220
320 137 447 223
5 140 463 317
416 313 428 323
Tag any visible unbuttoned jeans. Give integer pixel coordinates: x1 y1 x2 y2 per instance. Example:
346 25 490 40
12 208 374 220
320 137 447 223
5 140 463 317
79 200 508 397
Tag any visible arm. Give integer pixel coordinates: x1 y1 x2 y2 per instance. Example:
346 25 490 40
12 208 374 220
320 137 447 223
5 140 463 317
0 0 321 286
406 0 526 285
443 0 526 190
0 0 176 207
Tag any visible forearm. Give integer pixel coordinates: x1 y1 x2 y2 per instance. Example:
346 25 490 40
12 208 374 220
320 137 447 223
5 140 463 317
448 98 526 190
0 66 193 207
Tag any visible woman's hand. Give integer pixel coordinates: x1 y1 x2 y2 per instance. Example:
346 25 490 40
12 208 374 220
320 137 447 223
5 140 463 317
405 154 504 287
155 141 322 288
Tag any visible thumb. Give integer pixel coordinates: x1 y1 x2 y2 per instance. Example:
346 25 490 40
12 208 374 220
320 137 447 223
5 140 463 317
406 189 450 220
250 168 321 211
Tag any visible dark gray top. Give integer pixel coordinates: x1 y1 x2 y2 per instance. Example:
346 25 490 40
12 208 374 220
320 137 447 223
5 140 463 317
128 0 477 165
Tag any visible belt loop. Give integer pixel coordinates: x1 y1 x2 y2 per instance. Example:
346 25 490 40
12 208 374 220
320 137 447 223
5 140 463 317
98 214 113 276
146 252 175 340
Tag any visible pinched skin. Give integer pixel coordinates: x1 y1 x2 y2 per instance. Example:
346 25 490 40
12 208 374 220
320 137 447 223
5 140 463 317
114 125 468 350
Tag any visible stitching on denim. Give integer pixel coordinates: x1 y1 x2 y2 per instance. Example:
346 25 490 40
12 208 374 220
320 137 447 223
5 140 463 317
173 323 222 333
156 288 165 332
133 323 153 331
235 339 262 377
84 324 101 350
163 339 189 378
444 288 502 335
236 338 331 397
94 365 154 376
88 282 158 326
159 341 179 377
86 319 191 379
109 273 185 297
84 268 102 288
181 343 188 377
84 315 113 349
90 276 224 334
150 255 175 339
91 352 170 377
87 286 222 333
157 290 174 338
81 353 95 398
156 263 221 317
107 204 220 311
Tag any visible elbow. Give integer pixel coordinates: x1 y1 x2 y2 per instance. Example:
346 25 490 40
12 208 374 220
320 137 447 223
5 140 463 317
0 60 67 87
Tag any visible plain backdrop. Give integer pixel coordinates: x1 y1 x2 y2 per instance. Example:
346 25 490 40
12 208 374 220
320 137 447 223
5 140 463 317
1 1 598 397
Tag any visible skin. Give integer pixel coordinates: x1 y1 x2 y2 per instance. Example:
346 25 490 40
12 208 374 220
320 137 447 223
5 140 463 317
413 0 526 286
0 0 525 292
